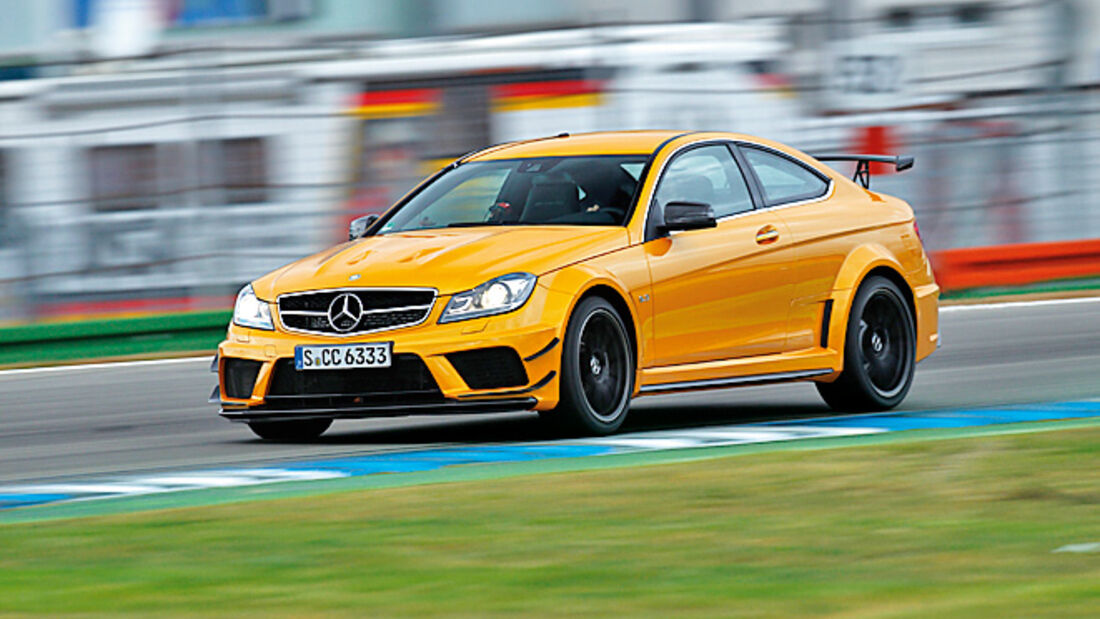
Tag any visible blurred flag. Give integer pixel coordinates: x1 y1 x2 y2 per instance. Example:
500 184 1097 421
89 0 163 59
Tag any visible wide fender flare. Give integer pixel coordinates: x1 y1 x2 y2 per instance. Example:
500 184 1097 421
826 244 913 368
538 265 644 365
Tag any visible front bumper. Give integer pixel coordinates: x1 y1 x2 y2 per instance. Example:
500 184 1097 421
215 284 571 420
219 396 539 423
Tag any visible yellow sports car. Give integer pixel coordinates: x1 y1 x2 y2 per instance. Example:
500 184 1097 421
214 131 939 440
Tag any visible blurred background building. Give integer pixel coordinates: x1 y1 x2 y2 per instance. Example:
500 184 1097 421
0 0 1097 322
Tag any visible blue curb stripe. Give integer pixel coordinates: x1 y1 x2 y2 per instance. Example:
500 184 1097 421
2 401 1098 512
0 493 73 509
281 445 615 475
763 403 1100 432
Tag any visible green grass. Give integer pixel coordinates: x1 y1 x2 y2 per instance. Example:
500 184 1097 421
0 310 228 367
940 276 1100 301
2 428 1098 617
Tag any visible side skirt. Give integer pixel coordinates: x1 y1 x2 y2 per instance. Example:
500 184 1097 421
637 348 841 395
638 368 832 395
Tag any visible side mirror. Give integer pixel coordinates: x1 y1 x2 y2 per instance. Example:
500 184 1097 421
348 214 379 241
663 201 717 232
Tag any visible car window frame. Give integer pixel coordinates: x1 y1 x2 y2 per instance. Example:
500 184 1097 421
644 140 764 241
734 142 832 208
651 142 757 220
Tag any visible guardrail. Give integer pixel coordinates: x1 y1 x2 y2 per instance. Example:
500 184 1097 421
0 311 229 367
932 238 1100 294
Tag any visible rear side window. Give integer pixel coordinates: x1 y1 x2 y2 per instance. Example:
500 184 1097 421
742 146 829 205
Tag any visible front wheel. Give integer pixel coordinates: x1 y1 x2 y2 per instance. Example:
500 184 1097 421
247 418 332 441
817 276 915 412
547 297 635 435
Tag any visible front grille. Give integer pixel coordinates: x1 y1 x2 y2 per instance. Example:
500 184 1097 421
446 347 529 390
264 354 444 409
223 358 262 399
277 289 435 336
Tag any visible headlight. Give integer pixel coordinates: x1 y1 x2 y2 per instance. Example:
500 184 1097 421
233 284 273 330
439 273 537 323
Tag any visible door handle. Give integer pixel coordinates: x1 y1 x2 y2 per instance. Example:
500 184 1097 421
755 225 780 245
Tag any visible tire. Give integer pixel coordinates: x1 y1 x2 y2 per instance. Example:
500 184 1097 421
247 418 332 441
547 296 635 435
817 276 916 412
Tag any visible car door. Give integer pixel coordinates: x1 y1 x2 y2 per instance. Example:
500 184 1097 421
736 144 837 351
644 143 797 367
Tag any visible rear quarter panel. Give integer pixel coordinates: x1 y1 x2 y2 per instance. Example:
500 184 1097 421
777 173 937 363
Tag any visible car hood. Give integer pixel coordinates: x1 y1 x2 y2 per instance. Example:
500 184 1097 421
252 226 630 299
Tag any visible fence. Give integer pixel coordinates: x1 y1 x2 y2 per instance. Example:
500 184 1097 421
1 16 1098 326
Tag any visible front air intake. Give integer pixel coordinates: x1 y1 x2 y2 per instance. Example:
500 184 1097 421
223 358 262 399
446 347 529 390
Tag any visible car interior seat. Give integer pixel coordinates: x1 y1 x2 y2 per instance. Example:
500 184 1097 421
666 173 715 206
521 181 580 223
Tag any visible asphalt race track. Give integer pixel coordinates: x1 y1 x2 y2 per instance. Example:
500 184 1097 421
2 298 1099 486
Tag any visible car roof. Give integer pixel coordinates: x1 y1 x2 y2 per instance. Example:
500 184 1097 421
465 130 787 161
458 130 848 190
466 130 690 161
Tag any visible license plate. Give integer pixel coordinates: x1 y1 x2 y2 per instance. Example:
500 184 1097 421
294 343 392 370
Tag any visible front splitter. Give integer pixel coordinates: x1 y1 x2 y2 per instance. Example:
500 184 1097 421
219 397 538 422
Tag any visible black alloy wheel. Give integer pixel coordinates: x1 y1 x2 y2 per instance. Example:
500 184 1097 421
547 296 634 435
247 418 333 441
817 276 916 412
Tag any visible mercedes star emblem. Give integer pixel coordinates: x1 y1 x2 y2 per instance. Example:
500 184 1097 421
327 292 363 333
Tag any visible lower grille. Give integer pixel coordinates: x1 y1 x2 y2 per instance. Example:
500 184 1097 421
223 358 262 399
446 347 529 390
264 354 443 409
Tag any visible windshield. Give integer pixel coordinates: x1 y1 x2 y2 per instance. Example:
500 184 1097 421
377 155 648 234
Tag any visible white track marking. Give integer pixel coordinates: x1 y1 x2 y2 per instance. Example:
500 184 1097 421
0 469 348 505
1052 542 1100 554
138 475 283 488
0 355 209 376
571 426 881 450
941 296 1100 312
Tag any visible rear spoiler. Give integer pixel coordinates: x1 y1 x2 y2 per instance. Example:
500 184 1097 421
811 154 915 190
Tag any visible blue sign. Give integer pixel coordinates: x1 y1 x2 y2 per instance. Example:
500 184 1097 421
74 0 297 29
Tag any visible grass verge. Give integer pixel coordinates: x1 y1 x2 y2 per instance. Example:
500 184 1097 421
940 276 1100 302
2 427 1098 617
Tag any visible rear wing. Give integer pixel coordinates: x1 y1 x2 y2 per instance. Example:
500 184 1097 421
811 154 915 190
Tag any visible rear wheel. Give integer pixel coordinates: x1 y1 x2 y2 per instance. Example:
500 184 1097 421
817 276 915 412
547 297 634 435
247 418 332 441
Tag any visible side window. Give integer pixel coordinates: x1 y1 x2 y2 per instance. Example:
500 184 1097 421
655 145 754 218
742 146 829 205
